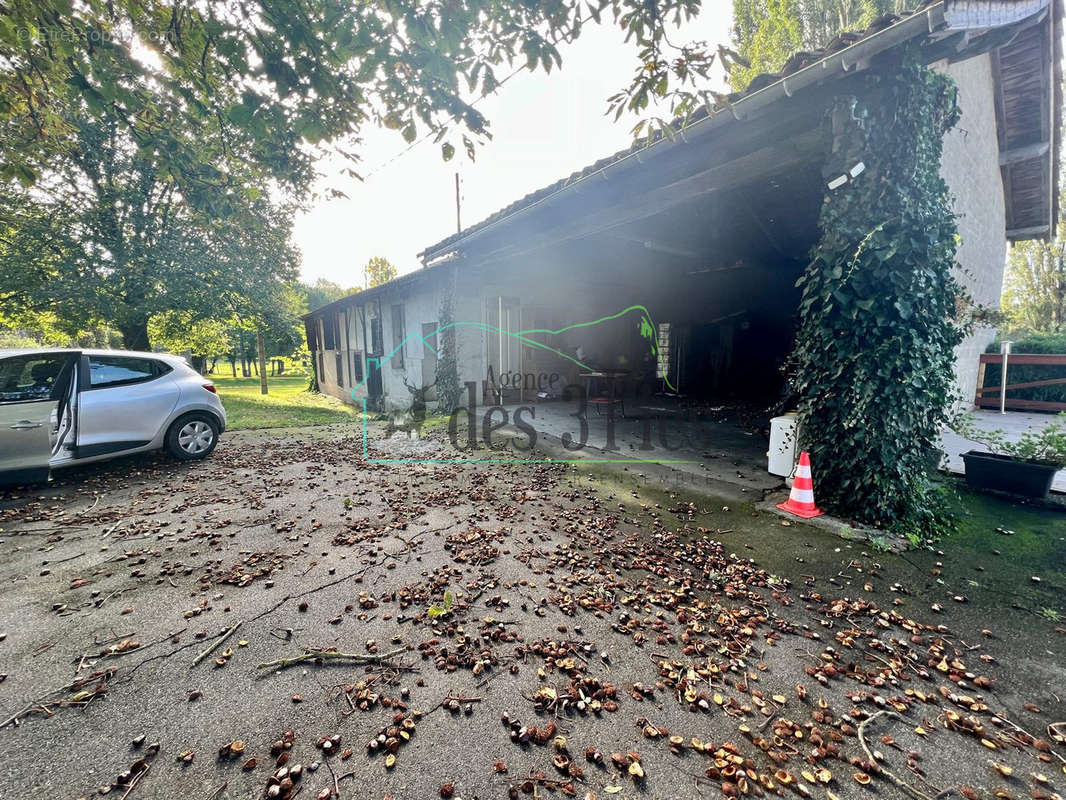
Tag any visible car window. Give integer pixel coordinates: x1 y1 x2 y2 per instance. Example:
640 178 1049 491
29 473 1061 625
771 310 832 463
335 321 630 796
0 354 69 403
88 356 162 388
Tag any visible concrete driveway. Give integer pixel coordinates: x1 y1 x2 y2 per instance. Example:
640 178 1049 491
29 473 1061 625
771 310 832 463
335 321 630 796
0 423 1063 800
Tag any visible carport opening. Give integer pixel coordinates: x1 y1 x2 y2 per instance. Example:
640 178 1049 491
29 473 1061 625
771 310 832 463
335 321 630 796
489 159 826 421
470 147 827 469
479 160 825 410
641 162 824 412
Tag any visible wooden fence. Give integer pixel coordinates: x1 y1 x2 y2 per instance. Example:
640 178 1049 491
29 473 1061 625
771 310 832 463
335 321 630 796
974 353 1066 411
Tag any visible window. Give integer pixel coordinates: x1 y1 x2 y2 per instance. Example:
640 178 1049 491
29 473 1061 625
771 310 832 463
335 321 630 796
353 352 364 384
0 354 69 403
369 316 383 355
322 315 337 350
349 310 361 350
88 356 163 389
335 352 344 388
390 304 405 369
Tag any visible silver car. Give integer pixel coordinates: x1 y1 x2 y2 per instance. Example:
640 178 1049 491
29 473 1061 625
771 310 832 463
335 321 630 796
0 349 226 485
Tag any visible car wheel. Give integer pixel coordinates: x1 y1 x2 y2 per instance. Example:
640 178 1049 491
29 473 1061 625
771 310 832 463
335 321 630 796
165 413 220 460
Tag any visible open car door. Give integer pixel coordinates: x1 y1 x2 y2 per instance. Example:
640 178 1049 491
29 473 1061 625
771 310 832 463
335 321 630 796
0 352 78 485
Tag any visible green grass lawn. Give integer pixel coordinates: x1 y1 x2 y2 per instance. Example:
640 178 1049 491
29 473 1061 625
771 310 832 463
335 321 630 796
209 373 362 430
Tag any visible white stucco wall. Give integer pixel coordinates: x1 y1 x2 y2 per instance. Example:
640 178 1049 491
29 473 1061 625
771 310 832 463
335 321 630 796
312 275 493 414
379 286 444 411
936 52 1007 407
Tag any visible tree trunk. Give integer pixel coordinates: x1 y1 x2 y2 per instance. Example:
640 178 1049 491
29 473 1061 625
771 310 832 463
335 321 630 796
239 333 250 376
256 329 268 395
118 317 151 351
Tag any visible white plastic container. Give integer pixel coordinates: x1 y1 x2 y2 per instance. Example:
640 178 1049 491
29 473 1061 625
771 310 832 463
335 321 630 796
768 412 799 478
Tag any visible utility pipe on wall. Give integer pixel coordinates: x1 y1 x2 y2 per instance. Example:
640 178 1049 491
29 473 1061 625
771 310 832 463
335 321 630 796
1000 340 1012 414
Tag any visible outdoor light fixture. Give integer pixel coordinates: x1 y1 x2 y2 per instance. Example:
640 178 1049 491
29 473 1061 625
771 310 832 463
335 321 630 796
827 161 866 191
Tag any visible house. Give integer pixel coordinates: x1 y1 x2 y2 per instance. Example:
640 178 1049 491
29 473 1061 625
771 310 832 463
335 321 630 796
305 0 1060 426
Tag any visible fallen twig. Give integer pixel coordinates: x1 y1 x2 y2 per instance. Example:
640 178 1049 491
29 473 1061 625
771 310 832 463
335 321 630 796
325 757 340 799
0 669 114 729
993 713 1066 767
119 762 150 800
192 621 242 668
48 551 85 565
102 520 125 538
257 646 406 671
857 710 938 800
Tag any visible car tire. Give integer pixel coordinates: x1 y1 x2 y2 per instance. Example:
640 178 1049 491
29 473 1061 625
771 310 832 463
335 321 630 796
165 413 220 461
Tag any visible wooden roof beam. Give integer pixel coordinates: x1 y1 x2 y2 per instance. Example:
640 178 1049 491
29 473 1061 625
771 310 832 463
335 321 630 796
1007 224 1051 238
999 140 1050 164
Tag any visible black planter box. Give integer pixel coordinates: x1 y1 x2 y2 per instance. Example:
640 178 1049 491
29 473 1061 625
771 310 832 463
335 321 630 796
961 450 1058 499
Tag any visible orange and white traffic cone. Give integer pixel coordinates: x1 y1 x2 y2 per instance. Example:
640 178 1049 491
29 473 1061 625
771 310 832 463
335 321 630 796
777 451 824 518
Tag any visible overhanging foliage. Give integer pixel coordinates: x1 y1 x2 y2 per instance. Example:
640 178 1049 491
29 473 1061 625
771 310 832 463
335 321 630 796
1 0 721 196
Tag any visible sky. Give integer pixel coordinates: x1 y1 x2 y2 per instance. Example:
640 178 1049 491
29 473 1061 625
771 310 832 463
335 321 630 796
292 7 734 287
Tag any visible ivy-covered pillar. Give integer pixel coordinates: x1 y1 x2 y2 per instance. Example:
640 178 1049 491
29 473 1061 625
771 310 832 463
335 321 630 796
435 266 462 415
790 50 966 538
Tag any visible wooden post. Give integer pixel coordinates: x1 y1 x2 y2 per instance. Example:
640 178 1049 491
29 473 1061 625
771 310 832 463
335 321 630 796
257 330 268 395
455 172 461 233
975 358 987 408
1000 341 1012 414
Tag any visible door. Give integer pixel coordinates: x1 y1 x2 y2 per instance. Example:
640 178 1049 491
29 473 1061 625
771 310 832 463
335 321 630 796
365 304 384 411
76 354 180 457
421 322 438 401
0 352 76 483
366 366 384 412
486 296 522 402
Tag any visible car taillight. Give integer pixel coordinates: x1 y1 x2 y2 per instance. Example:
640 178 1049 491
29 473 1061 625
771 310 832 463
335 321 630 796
202 383 217 394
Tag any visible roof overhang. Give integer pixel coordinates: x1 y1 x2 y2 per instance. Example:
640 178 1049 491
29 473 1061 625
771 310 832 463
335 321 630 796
301 258 453 321
985 0 1061 241
417 0 1060 264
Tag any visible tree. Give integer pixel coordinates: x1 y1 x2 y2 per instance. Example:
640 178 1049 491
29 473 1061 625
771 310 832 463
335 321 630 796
730 0 908 89
0 115 299 350
302 279 360 312
1002 234 1066 332
365 257 398 289
0 307 117 349
729 0 803 89
148 312 233 373
2 1 723 197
